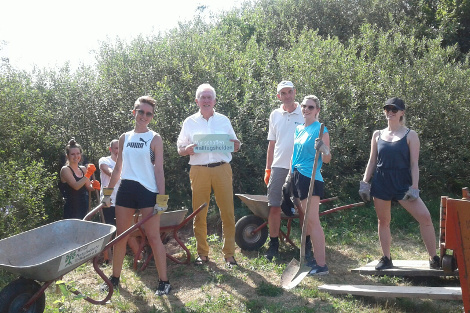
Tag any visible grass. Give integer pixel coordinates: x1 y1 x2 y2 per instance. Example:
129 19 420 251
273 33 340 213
0 198 464 312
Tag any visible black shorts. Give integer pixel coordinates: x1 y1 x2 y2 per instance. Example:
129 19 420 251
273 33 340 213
292 169 325 200
115 180 157 209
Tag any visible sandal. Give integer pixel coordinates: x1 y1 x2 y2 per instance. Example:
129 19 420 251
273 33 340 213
225 257 238 268
194 256 209 265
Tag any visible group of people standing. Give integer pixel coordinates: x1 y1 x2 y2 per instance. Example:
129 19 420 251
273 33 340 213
58 81 439 297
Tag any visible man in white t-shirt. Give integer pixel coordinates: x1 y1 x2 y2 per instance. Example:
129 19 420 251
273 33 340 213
99 139 120 224
264 80 310 261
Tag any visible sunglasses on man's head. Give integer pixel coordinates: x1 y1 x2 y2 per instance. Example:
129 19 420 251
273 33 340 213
301 104 316 110
136 109 154 118
384 106 399 113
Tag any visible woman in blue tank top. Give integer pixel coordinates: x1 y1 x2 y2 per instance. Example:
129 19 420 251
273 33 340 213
290 95 332 276
360 97 439 271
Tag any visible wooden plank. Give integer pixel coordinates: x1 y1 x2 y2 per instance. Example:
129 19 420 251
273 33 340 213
318 284 462 300
351 259 458 277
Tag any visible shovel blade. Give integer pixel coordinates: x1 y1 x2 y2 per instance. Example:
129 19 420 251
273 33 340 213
281 258 311 289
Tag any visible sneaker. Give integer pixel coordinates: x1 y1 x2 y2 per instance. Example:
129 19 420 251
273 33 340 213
309 264 329 276
155 280 171 296
430 255 440 269
375 256 393 270
265 240 279 261
100 275 119 292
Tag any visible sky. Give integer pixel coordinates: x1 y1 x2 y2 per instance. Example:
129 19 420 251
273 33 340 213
0 0 245 72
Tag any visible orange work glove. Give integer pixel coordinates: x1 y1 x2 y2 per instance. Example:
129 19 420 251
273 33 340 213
85 164 96 179
264 169 271 185
91 180 101 190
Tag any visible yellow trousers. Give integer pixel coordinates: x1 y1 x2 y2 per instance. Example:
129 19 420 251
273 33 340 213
189 163 235 259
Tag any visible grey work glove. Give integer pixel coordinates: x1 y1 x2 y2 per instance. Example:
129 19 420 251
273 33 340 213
315 138 330 155
359 181 371 202
402 187 420 201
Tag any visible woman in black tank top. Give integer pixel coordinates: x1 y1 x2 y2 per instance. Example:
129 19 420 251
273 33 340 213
359 97 439 271
59 138 94 219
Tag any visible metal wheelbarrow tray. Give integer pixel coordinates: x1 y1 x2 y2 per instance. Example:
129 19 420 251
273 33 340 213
0 219 116 282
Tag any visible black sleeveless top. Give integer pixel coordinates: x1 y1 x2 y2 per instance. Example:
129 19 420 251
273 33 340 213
376 129 411 171
59 166 88 219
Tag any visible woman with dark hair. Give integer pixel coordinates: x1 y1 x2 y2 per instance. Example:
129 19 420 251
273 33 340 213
59 138 95 219
360 97 439 270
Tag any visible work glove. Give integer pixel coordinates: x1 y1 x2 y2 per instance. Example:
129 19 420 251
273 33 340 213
91 180 101 190
402 187 419 201
264 169 271 186
281 174 295 216
359 181 371 202
154 194 169 214
101 187 113 207
315 138 330 155
85 164 96 179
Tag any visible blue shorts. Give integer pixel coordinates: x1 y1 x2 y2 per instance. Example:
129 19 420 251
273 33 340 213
292 169 324 200
115 180 157 209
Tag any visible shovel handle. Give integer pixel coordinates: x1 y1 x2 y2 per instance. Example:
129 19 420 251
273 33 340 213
299 123 324 263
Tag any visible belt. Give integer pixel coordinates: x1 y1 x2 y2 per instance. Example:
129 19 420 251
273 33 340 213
196 162 226 168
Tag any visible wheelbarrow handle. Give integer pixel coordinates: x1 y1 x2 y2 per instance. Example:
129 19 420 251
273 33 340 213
84 203 105 221
319 201 365 216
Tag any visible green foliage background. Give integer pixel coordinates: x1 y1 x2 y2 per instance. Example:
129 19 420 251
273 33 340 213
0 0 469 237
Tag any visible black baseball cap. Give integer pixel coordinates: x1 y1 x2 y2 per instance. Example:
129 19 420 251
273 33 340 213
384 97 405 110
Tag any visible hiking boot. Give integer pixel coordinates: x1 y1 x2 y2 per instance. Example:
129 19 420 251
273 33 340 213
100 275 119 292
429 255 441 269
309 264 329 276
265 240 279 261
375 256 393 270
155 280 171 296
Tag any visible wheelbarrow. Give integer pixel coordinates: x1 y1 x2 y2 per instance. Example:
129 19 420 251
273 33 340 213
235 194 364 251
130 204 206 271
0 202 207 313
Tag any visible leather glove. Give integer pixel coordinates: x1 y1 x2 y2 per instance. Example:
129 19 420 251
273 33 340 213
91 180 101 190
402 187 419 201
264 169 271 185
359 181 371 202
315 138 330 155
102 187 113 207
154 194 169 214
85 164 96 179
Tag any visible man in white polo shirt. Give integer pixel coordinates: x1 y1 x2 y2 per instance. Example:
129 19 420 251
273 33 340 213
177 83 241 267
264 80 309 261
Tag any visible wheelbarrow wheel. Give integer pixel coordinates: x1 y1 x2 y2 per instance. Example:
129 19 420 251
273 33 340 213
235 215 268 251
0 278 45 313
442 254 458 274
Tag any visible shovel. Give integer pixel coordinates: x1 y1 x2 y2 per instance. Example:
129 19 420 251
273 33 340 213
281 123 324 289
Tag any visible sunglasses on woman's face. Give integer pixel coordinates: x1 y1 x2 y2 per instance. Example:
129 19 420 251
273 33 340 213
384 106 399 113
301 104 316 110
136 109 154 118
